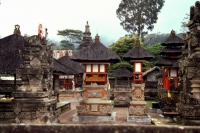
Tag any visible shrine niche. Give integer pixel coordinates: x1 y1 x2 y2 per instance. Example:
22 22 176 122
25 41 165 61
123 38 154 123
71 23 120 122
110 65 132 106
176 1 200 125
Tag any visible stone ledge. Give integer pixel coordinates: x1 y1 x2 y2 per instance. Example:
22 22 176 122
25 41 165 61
127 114 151 123
0 124 200 133
72 112 116 122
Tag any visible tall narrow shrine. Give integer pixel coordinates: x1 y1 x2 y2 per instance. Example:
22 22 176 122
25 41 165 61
71 22 120 122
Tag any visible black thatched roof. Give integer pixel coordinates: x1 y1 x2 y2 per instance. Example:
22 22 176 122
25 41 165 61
110 65 132 77
142 66 160 77
155 57 179 66
0 32 78 75
71 34 121 63
53 59 77 74
162 30 184 46
123 39 154 61
57 56 84 74
0 34 25 74
159 47 182 55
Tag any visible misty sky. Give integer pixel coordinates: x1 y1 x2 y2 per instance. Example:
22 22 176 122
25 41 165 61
0 0 197 46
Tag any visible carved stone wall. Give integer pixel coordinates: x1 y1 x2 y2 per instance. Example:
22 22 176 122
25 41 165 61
176 1 200 125
0 31 58 124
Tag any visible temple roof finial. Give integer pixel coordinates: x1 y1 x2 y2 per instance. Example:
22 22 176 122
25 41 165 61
85 21 90 33
135 37 140 47
13 24 21 35
170 30 175 36
94 33 100 43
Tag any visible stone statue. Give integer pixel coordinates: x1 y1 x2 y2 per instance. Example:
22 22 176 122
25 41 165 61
38 24 43 40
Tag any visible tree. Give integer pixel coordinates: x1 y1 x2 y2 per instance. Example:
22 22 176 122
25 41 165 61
108 34 138 58
180 13 189 33
116 0 165 40
143 42 164 71
57 29 83 50
108 34 139 74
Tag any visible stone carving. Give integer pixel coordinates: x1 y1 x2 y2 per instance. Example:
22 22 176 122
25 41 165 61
176 2 200 125
0 112 15 119
101 95 108 100
99 105 113 114
13 103 22 116
91 105 98 111
30 57 41 68
88 90 102 98
128 106 149 115
74 93 82 99
76 105 90 115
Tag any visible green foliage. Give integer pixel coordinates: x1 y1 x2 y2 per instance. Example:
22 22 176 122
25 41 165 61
143 43 164 71
60 40 75 50
116 0 165 40
57 29 83 50
108 60 132 76
180 13 189 33
108 34 138 58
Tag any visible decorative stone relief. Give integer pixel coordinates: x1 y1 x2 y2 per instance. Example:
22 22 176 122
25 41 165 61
99 105 113 114
101 95 108 100
0 112 15 119
91 105 98 111
76 105 89 115
129 106 144 115
13 103 22 116
30 57 41 68
88 90 102 98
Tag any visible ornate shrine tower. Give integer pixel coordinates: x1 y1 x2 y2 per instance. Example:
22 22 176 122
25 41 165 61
0 25 59 124
176 1 200 125
123 38 154 122
155 30 184 91
71 33 120 122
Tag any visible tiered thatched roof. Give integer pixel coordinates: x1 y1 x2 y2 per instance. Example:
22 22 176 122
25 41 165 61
162 30 184 46
159 47 182 55
71 34 121 63
110 65 132 77
173 61 179 68
123 39 154 61
57 56 84 74
155 57 178 66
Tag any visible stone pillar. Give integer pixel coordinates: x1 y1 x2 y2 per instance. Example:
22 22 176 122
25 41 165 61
53 74 60 102
127 83 151 123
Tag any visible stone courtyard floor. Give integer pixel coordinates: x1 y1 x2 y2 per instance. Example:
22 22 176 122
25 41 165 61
58 102 161 125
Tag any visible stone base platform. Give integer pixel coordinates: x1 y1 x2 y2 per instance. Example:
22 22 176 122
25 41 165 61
72 112 116 122
127 114 151 123
56 101 71 115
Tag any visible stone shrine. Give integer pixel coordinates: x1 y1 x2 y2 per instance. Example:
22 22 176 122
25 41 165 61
0 25 59 124
110 65 132 106
71 25 121 122
176 1 200 125
123 38 154 123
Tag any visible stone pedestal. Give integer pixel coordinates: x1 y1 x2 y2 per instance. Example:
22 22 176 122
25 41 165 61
72 112 116 122
127 83 151 123
73 84 115 122
59 90 83 102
